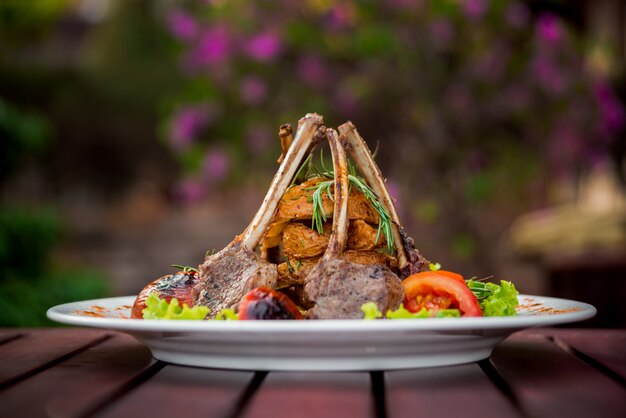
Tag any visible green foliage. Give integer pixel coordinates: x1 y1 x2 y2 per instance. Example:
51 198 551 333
0 207 110 327
451 233 476 260
0 269 110 327
0 207 59 278
0 0 73 40
0 100 110 327
0 99 51 182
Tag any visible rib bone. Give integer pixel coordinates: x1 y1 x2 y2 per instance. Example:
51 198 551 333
303 128 403 319
192 114 324 316
276 123 293 164
338 122 428 277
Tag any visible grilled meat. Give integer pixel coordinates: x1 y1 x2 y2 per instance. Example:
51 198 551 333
302 129 403 319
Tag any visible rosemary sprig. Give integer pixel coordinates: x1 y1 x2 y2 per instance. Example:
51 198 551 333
304 167 395 253
466 279 494 300
308 179 333 235
348 173 395 253
465 275 496 300
171 264 199 273
283 256 295 273
290 154 313 188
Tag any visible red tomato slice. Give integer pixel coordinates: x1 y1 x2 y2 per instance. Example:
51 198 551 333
402 272 482 317
415 270 466 285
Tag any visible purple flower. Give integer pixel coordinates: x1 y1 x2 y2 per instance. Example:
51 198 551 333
324 3 356 30
190 26 231 68
444 84 471 116
166 9 198 41
244 31 281 62
245 124 272 153
463 0 488 21
548 124 582 172
334 86 358 115
428 19 454 50
472 45 507 81
173 177 206 205
594 80 625 136
240 76 268 106
168 105 209 151
505 2 529 29
504 83 531 111
536 13 563 45
388 0 425 11
531 56 566 95
297 55 327 87
202 148 230 182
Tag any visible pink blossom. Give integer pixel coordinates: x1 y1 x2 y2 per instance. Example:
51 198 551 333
240 76 268 106
594 80 625 137
202 148 230 181
536 13 562 45
388 0 425 11
297 55 327 87
324 3 356 30
244 32 281 62
166 9 198 41
504 83 531 111
463 0 488 21
168 105 209 151
335 86 358 115
444 84 471 116
173 177 205 205
191 26 231 68
505 2 529 29
472 45 507 81
428 19 454 50
548 124 582 174
531 56 566 95
245 124 272 153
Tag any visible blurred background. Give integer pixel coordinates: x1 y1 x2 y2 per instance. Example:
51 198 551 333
1 0 624 327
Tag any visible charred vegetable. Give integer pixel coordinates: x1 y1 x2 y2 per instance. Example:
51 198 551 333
238 287 303 320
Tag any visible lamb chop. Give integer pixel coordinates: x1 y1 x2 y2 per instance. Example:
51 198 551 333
192 113 324 316
338 122 429 278
303 128 404 319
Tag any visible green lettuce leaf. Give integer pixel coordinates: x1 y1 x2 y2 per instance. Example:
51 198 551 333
142 293 210 320
361 302 383 320
435 309 461 318
215 308 238 320
362 303 461 319
466 279 519 316
386 305 430 319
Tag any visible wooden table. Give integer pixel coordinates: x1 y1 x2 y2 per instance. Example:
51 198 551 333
0 328 624 418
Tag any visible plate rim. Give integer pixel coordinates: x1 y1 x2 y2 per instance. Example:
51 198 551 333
47 294 597 333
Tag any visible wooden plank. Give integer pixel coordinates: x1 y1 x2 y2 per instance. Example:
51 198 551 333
529 329 626 381
0 328 110 388
490 333 626 418
386 363 522 418
0 332 24 346
93 366 254 418
0 332 154 418
242 372 372 418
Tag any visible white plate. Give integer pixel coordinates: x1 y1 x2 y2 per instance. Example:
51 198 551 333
47 295 595 371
